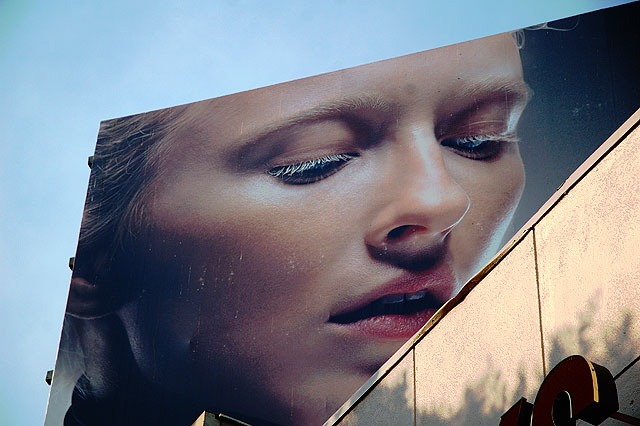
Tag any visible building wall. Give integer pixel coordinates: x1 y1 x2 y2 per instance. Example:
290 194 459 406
327 110 640 426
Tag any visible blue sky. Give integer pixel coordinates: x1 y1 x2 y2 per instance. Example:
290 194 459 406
0 1 632 424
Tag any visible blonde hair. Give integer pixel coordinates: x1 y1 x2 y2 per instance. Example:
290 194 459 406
79 105 189 254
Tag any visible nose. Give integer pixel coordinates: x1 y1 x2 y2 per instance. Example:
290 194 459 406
365 125 470 268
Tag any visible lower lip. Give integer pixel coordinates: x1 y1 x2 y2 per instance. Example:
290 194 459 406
334 308 438 340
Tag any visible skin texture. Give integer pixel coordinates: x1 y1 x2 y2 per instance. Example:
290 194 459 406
78 33 529 426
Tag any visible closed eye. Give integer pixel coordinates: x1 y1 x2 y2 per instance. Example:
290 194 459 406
267 153 359 185
441 135 514 160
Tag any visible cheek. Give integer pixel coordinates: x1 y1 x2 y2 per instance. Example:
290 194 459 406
122 227 329 403
147 164 372 286
136 174 368 348
125 174 375 417
449 153 525 281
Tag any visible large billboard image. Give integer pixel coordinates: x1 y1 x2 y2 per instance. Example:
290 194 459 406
45 3 640 426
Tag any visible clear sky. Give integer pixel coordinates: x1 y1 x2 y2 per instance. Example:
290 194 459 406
0 1 632 424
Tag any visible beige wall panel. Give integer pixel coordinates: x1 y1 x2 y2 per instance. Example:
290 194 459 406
413 232 543 425
336 351 415 426
535 126 640 377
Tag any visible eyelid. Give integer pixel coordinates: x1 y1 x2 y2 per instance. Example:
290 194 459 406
231 97 393 170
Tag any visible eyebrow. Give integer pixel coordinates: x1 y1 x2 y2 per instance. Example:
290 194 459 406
452 77 532 107
432 77 532 136
233 94 395 149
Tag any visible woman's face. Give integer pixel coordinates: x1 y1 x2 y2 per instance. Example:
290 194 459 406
122 33 528 425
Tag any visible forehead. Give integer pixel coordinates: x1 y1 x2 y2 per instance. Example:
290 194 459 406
174 33 524 147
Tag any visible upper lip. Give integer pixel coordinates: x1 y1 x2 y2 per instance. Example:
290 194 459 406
327 263 457 323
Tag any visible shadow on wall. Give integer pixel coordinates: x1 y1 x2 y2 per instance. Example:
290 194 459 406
547 304 637 379
338 307 639 426
341 366 531 426
413 370 530 426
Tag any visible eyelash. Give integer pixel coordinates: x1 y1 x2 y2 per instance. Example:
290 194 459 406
441 135 507 160
268 153 359 185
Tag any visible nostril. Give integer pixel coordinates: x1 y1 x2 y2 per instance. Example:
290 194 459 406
387 225 426 240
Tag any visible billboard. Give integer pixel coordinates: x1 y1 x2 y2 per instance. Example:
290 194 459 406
45 3 640 426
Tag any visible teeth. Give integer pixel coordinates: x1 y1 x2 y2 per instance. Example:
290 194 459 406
405 290 428 301
379 290 429 305
380 293 405 304
330 288 441 324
